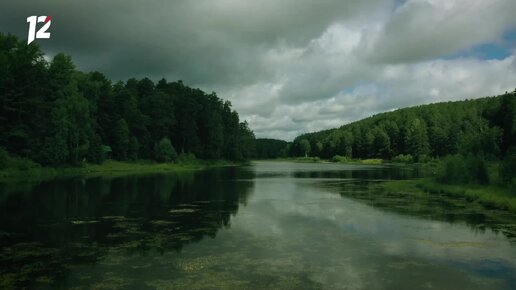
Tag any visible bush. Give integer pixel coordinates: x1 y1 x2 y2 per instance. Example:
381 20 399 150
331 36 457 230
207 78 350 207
154 137 177 163
177 152 197 164
500 149 516 186
0 148 39 170
331 155 352 163
466 156 489 185
9 157 40 170
392 154 413 163
0 148 8 169
415 154 432 163
437 154 489 185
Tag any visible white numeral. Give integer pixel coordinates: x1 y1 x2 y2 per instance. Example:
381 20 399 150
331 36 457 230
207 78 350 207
27 16 51 44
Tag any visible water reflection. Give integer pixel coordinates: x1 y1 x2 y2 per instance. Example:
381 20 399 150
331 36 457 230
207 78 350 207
252 161 419 180
308 173 516 242
1 162 515 289
0 167 255 289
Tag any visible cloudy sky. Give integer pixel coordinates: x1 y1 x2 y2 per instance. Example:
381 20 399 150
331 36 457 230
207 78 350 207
1 0 516 140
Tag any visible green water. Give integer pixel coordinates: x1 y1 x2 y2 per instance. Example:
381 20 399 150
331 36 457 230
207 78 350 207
0 161 515 289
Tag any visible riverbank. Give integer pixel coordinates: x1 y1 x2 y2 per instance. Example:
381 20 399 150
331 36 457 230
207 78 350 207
381 178 516 213
0 159 241 183
255 157 385 165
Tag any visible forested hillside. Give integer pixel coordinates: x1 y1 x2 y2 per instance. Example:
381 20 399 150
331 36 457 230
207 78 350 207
255 138 288 159
0 33 255 167
290 93 515 162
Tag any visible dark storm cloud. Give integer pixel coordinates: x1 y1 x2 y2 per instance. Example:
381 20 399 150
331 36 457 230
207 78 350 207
0 0 384 83
1 0 515 141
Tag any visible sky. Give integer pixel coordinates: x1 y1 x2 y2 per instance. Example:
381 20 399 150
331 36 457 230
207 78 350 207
1 0 516 141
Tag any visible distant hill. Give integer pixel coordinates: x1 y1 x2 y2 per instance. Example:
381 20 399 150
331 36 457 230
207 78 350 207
289 92 516 161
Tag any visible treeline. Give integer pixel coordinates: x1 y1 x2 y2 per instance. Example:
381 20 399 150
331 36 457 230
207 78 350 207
0 33 255 167
255 138 289 159
289 93 515 188
291 93 515 161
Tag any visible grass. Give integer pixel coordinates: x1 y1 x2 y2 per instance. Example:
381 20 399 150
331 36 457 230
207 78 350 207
382 178 516 213
0 159 240 183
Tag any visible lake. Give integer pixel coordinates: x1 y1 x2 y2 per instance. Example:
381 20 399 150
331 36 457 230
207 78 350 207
1 161 515 289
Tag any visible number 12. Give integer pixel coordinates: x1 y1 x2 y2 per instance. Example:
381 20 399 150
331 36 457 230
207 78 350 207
27 16 51 45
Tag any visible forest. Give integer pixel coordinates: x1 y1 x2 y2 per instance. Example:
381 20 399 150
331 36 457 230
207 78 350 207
288 92 516 188
290 93 514 160
0 33 255 168
255 138 289 159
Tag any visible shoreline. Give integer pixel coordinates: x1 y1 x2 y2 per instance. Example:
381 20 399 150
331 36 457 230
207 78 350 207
253 158 515 214
0 159 242 183
381 178 516 214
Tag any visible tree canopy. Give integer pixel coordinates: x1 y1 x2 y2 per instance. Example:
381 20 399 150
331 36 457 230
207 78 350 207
255 138 288 159
0 33 255 165
289 92 516 162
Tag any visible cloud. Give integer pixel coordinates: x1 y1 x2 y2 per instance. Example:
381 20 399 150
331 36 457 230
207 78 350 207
1 0 515 141
370 0 516 63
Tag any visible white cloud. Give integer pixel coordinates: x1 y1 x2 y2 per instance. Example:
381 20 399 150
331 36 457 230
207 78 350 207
3 0 515 141
370 0 516 63
237 55 516 140
225 0 516 140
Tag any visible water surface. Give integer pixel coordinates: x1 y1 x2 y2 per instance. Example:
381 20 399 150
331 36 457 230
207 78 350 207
1 161 515 289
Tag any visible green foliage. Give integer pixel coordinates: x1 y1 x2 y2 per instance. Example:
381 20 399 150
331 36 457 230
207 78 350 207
383 178 516 213
0 33 256 168
128 137 139 161
288 91 514 191
0 148 9 169
499 147 516 188
331 155 352 163
392 154 413 163
0 148 40 170
177 152 197 164
112 119 130 160
437 155 489 185
87 134 104 164
154 137 177 163
255 138 288 159
7 157 40 170
299 139 311 157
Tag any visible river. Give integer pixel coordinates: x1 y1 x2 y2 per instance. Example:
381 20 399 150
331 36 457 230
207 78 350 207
0 161 515 289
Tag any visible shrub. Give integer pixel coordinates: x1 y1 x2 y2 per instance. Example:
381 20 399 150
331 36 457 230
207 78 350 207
392 154 413 163
465 156 489 185
154 137 177 163
177 152 197 164
0 148 8 169
437 154 489 185
500 149 516 187
9 157 40 170
415 154 432 163
0 148 40 170
331 155 352 163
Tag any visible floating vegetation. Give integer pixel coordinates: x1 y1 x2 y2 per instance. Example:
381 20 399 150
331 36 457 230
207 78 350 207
70 220 100 225
1 164 515 289
169 208 197 214
412 238 489 249
88 276 133 290
101 216 127 221
150 220 178 226
173 255 220 272
177 203 200 208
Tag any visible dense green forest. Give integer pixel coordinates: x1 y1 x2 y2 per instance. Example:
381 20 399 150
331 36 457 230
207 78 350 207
0 33 255 168
255 138 288 159
289 93 516 188
290 94 515 160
